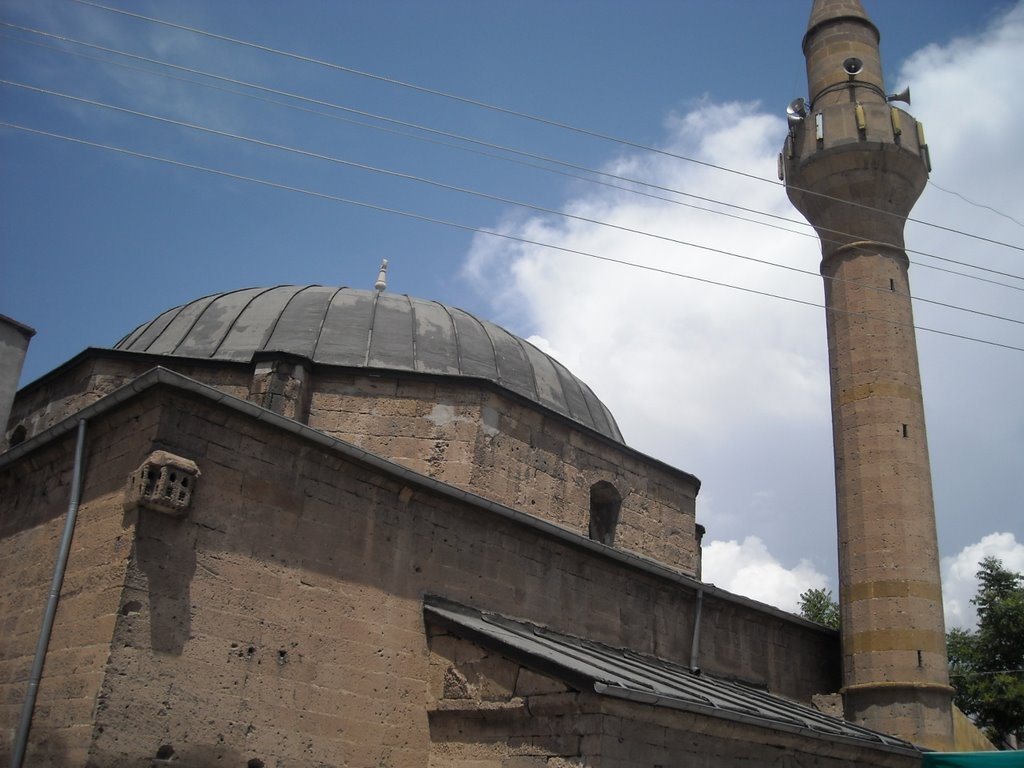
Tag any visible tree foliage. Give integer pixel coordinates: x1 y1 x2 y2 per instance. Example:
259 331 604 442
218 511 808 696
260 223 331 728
947 556 1024 747
799 587 840 630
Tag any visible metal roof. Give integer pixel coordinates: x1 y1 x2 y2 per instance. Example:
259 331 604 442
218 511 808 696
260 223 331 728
423 596 920 756
113 286 623 442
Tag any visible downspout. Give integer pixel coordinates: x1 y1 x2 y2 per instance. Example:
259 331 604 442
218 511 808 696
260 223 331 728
690 587 704 674
11 418 87 768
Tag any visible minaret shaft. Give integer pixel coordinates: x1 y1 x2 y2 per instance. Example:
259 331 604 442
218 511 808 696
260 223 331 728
784 0 953 750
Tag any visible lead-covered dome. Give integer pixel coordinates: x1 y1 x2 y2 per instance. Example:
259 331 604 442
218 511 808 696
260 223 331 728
114 285 623 442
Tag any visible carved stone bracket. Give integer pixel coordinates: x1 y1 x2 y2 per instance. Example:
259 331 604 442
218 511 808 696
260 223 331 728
124 450 200 517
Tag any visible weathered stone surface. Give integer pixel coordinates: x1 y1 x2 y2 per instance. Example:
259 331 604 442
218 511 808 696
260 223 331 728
1 387 843 766
308 373 699 574
784 0 952 750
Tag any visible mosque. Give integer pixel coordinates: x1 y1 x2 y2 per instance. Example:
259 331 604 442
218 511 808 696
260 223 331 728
0 1 993 765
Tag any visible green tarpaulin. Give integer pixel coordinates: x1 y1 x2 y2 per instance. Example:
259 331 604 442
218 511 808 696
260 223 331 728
922 753 1023 766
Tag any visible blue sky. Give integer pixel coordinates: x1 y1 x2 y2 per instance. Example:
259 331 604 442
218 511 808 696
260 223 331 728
1 0 1022 622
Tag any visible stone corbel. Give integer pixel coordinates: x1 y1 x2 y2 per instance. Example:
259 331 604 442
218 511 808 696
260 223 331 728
123 450 200 517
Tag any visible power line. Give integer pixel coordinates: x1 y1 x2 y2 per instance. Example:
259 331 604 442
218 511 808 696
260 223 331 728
3 119 1021 354
0 30 812 242
942 667 1024 679
3 40 1015 305
7 76 1023 333
4 21 1023 292
65 0 1024 256
927 179 1024 230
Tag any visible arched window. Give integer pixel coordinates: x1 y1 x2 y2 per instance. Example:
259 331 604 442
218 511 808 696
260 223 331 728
588 481 622 546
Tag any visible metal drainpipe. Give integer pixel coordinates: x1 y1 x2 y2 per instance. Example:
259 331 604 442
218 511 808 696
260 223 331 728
11 418 87 768
690 587 704 674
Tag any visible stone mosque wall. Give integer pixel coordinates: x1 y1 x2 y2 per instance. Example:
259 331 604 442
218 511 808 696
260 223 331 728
308 373 700 575
0 382 840 766
8 353 701 576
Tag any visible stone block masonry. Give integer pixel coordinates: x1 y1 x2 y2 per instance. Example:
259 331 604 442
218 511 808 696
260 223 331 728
784 0 952 749
308 372 700 575
0 397 165 764
1 382 839 765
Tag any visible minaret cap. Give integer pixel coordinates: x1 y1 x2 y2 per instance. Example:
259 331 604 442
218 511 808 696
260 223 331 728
803 0 879 52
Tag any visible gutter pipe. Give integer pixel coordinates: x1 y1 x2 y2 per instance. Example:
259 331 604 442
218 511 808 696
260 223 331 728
10 418 87 768
690 587 704 674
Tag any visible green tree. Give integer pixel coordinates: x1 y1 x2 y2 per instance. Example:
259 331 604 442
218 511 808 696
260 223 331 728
947 556 1024 748
799 587 840 630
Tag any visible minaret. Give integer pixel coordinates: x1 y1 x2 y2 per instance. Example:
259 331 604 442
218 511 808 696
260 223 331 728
782 0 954 750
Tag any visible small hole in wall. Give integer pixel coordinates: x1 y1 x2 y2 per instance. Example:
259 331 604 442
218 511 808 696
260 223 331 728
248 760 265 768
902 424 909 438
155 744 175 759
277 649 288 664
890 278 895 291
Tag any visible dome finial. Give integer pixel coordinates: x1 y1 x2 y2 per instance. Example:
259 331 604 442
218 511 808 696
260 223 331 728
374 259 389 292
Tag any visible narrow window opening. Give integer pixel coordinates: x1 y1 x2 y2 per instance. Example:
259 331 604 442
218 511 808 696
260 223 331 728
8 424 27 447
902 424 909 438
588 481 622 546
889 278 895 291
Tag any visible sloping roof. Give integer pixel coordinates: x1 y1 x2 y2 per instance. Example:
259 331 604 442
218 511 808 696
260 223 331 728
113 285 623 442
424 596 920 756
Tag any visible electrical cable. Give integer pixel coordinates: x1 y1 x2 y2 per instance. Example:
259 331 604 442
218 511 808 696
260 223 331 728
4 21 1022 290
2 119 1021 354
7 77 1023 331
0 30 812 243
927 179 1024 230
9 30 1018 299
64 0 1024 256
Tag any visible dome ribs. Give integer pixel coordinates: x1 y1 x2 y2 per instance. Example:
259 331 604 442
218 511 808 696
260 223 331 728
144 293 220 356
366 292 416 369
411 298 461 375
316 289 375 367
449 307 499 381
479 318 538 403
111 285 624 443
309 286 348 363
181 287 269 359
215 286 301 360
264 285 335 360
116 305 180 353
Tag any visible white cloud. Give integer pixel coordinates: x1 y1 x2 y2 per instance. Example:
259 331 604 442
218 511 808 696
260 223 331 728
462 97 837 592
464 3 1024 613
702 536 829 614
899 4 1024 624
463 98 828 458
942 532 1024 630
